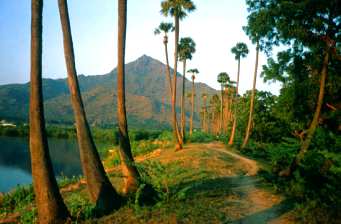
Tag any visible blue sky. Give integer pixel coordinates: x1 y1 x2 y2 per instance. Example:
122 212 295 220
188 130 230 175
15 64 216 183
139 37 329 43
0 0 281 94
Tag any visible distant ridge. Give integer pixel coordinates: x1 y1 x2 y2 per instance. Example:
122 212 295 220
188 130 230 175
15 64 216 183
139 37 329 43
0 55 217 129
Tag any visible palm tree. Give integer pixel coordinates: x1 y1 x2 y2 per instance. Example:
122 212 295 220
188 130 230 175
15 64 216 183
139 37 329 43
241 40 259 148
229 42 249 145
30 0 70 222
201 93 208 132
116 0 142 194
154 22 174 95
224 81 236 133
178 37 196 141
188 68 199 136
161 0 196 150
58 0 120 211
217 72 230 134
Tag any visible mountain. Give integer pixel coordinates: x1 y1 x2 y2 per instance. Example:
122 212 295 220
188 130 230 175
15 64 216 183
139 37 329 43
0 55 218 129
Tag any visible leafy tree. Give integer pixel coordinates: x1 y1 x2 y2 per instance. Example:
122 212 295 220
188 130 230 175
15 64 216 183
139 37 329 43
188 68 199 136
245 0 341 175
29 0 70 222
154 22 174 96
161 0 196 150
217 72 230 134
229 43 249 145
178 37 196 141
58 0 121 210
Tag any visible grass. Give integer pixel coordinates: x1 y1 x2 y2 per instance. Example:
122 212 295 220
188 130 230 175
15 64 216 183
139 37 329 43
0 139 296 223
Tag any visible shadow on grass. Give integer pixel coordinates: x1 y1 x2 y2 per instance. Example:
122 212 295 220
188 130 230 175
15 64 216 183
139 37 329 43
226 199 294 224
170 176 294 223
173 176 263 197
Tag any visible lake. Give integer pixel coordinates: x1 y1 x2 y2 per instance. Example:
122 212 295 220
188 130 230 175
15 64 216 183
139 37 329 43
0 136 109 192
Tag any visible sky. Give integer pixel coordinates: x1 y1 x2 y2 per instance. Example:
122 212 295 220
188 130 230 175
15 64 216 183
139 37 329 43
0 0 281 95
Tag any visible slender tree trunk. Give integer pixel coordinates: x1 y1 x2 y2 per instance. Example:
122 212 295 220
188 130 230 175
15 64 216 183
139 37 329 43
172 16 183 150
225 88 230 133
203 97 207 132
242 41 259 148
30 1 70 222
228 58 240 145
117 0 141 193
180 60 186 141
163 36 173 95
220 85 224 135
280 51 329 177
190 77 195 136
58 0 120 211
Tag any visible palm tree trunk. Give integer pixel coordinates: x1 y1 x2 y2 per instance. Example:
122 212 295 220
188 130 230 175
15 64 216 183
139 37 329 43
172 16 183 150
225 88 230 133
30 1 70 222
280 51 329 177
220 85 224 135
229 58 240 145
163 36 173 95
242 41 259 148
58 0 120 211
117 0 141 193
190 78 195 136
181 60 186 141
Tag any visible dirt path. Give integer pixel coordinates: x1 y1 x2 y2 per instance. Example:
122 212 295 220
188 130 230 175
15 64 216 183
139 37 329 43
131 141 295 224
196 142 295 224
205 142 259 176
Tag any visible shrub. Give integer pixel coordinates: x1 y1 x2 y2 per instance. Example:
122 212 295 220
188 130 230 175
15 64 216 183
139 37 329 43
187 131 215 143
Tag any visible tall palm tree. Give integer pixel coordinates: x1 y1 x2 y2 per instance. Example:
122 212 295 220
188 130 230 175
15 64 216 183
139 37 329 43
154 22 174 96
241 40 259 148
116 0 142 194
161 0 196 150
229 42 249 145
58 0 120 211
30 0 70 222
178 37 196 141
201 93 208 132
217 72 230 134
188 68 199 136
223 81 236 133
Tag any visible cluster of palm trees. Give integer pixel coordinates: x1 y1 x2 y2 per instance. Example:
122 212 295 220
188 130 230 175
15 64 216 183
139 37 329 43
29 0 150 222
198 42 261 148
155 0 197 150
29 0 262 222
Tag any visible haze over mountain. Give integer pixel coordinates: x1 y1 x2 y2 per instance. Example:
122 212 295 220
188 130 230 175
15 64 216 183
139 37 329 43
0 55 217 129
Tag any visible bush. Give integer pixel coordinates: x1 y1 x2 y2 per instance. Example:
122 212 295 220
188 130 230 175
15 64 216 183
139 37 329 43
65 193 97 221
187 131 215 143
0 185 34 214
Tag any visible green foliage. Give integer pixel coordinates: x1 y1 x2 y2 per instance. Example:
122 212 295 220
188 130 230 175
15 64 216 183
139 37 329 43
19 208 37 224
57 175 82 188
157 130 173 141
131 140 161 157
187 131 215 143
137 160 204 203
65 193 97 221
129 130 161 141
0 185 34 215
0 125 28 137
178 37 196 61
244 130 341 222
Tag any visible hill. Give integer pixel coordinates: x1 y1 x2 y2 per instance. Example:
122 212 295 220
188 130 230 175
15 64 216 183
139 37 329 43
0 55 218 129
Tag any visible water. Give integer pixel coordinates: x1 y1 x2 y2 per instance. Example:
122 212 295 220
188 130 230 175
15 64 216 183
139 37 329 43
0 136 106 192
